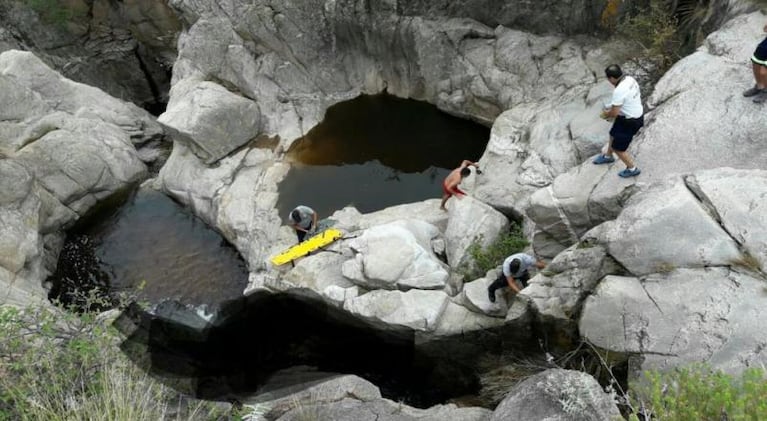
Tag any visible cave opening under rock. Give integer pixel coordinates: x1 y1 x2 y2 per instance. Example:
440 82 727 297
116 290 486 409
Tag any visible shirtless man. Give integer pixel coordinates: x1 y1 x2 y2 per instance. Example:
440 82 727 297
440 160 480 210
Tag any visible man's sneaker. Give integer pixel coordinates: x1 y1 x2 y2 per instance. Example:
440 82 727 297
618 168 641 178
754 91 767 104
743 85 765 97
488 289 496 303
593 154 615 165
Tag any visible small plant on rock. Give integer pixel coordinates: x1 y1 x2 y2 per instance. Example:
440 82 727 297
459 223 528 281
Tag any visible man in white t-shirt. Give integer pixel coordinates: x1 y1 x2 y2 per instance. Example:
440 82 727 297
487 252 546 303
592 64 644 178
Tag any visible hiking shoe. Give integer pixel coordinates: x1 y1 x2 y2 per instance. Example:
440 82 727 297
593 154 615 165
488 289 496 303
754 91 767 104
743 86 765 97
618 168 641 178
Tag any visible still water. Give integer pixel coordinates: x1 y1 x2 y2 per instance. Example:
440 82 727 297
278 94 489 218
49 188 249 308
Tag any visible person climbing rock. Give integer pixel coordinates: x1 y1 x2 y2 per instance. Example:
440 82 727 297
593 64 644 178
440 160 480 210
288 205 317 243
743 22 767 103
487 252 546 303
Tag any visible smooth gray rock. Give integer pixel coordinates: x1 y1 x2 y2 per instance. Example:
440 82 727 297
343 289 449 332
691 168 767 272
490 368 620 421
580 268 767 374
444 196 509 270
243 369 382 420
276 398 491 421
0 50 163 145
342 220 449 291
524 243 619 325
603 176 742 276
159 78 261 164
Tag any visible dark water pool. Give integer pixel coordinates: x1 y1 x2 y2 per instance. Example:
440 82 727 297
278 94 489 218
49 188 249 309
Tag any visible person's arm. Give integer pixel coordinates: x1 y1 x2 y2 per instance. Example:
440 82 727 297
600 105 621 120
505 275 522 294
535 260 546 270
460 160 479 168
311 211 318 231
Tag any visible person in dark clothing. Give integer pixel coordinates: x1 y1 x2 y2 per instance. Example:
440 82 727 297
288 205 317 243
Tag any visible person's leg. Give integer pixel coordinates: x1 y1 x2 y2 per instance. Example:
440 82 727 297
440 193 450 210
615 150 635 169
487 274 507 302
594 136 616 164
753 64 767 103
296 229 306 243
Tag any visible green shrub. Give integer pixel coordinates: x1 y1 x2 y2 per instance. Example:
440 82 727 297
617 0 683 80
460 223 528 281
21 0 87 27
0 296 226 421
629 365 767 420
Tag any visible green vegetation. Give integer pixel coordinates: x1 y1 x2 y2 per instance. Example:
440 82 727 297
460 223 528 281
616 0 683 80
21 0 87 27
629 365 767 421
0 295 226 420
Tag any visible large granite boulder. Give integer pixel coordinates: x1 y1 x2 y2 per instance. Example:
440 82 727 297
245 368 491 421
158 77 261 163
343 289 450 332
444 196 510 269
527 11 767 253
342 220 449 291
580 268 767 374
0 50 163 145
490 368 620 421
0 50 160 305
165 0 608 149
575 168 767 374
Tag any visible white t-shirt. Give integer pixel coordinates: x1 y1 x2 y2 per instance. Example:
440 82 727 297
502 253 537 278
611 76 643 119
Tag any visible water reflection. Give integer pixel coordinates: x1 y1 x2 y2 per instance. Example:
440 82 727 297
49 188 248 308
279 94 489 218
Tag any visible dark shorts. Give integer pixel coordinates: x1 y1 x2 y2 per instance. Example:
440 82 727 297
610 115 644 152
752 37 767 66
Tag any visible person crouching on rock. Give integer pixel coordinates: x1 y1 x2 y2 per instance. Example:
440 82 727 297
440 160 480 211
487 253 546 303
289 205 317 243
743 21 767 103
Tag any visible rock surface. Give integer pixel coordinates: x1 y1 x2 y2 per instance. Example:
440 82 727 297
0 50 158 298
490 368 620 421
0 0 180 107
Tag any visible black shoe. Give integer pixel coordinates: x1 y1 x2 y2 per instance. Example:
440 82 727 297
488 289 496 303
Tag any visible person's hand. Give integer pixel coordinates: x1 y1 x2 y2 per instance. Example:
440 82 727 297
600 110 612 121
763 23 767 33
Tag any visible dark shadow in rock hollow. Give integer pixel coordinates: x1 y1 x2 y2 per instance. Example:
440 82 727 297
115 289 505 408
